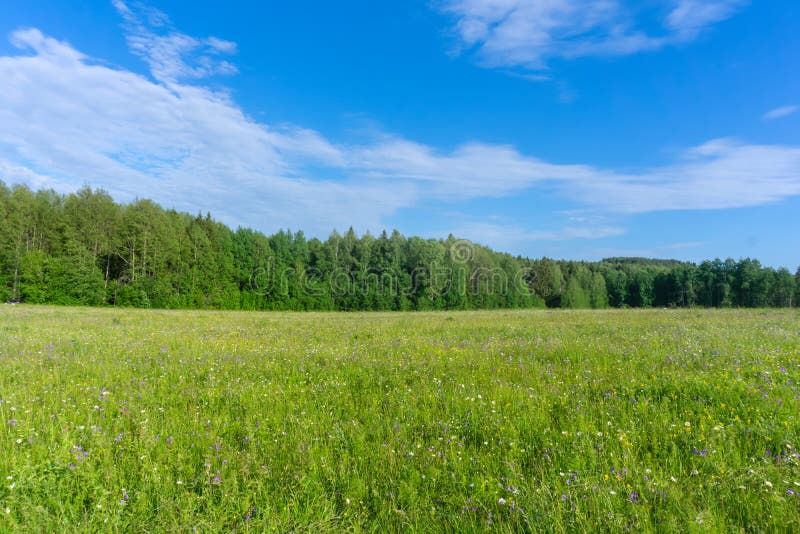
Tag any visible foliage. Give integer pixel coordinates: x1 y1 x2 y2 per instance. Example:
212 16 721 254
0 181 797 309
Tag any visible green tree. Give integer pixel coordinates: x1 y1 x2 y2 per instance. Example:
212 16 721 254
62 187 120 300
771 268 796 307
628 269 655 307
604 268 628 307
562 275 590 308
589 271 608 309
528 258 564 307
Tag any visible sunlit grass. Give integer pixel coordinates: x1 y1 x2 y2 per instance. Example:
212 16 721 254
1 306 799 531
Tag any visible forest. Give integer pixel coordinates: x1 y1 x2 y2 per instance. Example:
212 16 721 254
1 181 798 310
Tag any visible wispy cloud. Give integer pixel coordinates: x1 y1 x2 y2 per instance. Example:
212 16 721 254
0 27 410 234
347 138 590 199
665 0 747 40
0 159 65 192
112 0 238 83
449 221 625 251
438 0 747 74
1 10 798 244
763 105 799 121
569 138 800 213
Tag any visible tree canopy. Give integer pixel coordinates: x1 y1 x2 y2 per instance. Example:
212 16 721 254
1 182 797 310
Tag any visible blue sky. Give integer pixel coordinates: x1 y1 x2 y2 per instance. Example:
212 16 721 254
0 1 798 268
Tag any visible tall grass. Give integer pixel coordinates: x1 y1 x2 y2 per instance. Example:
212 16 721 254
1 306 799 531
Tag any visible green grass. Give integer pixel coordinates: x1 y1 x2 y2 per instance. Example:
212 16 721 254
1 306 799 532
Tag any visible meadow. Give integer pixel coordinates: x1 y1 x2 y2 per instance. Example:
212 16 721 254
1 306 799 532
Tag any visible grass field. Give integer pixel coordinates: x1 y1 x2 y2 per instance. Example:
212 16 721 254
1 306 799 532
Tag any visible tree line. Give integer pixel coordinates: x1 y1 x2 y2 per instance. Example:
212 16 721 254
1 182 798 310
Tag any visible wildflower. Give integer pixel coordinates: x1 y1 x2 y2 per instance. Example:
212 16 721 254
630 491 638 503
498 498 506 505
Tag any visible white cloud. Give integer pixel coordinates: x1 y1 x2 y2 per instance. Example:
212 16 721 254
205 36 237 54
763 105 799 121
666 0 746 40
450 220 625 251
0 28 412 234
0 160 68 192
10 27 85 63
347 138 593 199
567 138 800 213
112 0 238 83
439 0 746 72
1 17 799 244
